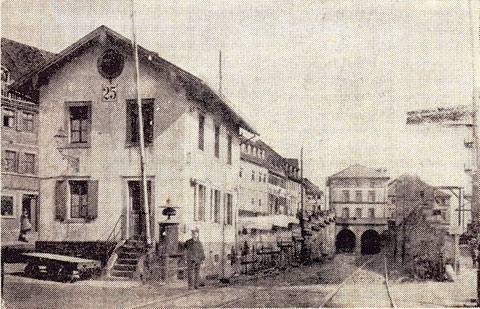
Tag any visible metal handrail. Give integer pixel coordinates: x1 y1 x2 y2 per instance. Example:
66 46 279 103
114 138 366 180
105 215 123 243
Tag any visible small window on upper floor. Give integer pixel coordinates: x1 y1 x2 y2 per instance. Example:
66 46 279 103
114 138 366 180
67 102 92 146
342 190 350 202
22 112 34 132
126 99 154 146
368 208 375 218
19 153 36 174
368 191 375 202
355 191 362 202
214 124 220 158
3 150 17 172
3 108 15 128
198 114 205 151
227 135 232 165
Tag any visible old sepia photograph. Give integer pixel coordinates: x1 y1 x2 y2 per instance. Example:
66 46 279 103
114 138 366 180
1 0 480 307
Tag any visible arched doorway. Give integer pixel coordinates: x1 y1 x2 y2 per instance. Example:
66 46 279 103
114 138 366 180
336 229 356 253
361 230 381 255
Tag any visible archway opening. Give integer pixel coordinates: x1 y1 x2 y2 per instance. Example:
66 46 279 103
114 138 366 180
336 229 356 253
361 230 381 255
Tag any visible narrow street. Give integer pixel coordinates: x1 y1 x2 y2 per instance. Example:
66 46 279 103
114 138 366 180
3 253 366 308
3 252 477 308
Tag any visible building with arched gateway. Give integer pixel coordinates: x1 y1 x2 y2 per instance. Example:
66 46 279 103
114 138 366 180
327 164 395 254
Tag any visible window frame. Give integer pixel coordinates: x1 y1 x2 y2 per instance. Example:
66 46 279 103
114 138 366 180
65 101 92 147
20 152 36 175
22 111 35 132
198 113 205 151
355 190 362 202
225 193 233 225
214 123 220 159
368 191 375 202
227 134 232 165
368 208 375 218
69 180 89 219
126 99 155 147
213 189 221 223
3 108 16 129
3 150 17 173
1 195 14 217
196 184 206 222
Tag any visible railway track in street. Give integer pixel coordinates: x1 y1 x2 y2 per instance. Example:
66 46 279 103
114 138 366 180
131 253 397 308
321 254 396 308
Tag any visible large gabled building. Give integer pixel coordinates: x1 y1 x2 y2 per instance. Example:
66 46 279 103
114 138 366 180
8 25 258 279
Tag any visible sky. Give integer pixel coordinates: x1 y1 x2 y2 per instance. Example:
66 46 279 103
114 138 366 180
2 0 478 190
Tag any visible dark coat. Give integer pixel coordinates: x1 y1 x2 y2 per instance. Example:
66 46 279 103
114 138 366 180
185 238 205 263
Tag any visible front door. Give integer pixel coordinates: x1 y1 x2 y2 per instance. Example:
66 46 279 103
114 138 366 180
128 181 152 239
22 195 38 232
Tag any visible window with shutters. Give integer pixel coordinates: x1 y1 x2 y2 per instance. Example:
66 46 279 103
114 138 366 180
55 179 98 222
126 99 154 146
3 150 17 172
1 196 14 217
342 190 350 202
70 181 88 218
342 207 349 218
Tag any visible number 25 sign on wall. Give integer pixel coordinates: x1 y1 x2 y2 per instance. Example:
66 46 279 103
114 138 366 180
102 84 118 102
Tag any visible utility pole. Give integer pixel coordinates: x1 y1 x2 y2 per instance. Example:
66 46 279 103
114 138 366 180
219 50 222 95
467 0 480 304
130 0 151 246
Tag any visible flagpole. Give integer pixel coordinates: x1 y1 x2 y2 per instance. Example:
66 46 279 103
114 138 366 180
130 0 151 246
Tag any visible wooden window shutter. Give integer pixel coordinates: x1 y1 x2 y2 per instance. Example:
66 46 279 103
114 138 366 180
55 180 67 221
87 180 99 221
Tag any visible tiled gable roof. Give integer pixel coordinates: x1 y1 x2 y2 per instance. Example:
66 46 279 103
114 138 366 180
8 26 257 134
1 38 55 82
329 164 389 179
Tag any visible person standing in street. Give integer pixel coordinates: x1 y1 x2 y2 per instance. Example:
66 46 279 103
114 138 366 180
185 227 205 289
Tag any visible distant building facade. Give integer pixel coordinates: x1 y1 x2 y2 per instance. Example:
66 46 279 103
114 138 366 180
327 164 390 254
1 38 55 244
304 178 324 214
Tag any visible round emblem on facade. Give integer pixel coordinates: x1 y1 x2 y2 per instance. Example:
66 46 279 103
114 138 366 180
97 49 124 80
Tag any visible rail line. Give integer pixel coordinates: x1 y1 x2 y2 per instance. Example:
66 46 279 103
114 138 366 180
132 254 397 308
321 254 397 308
